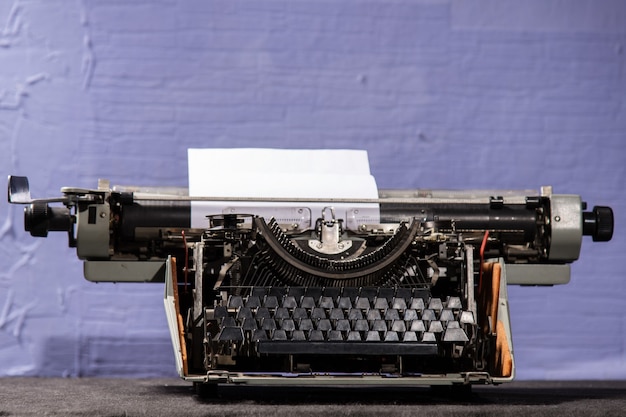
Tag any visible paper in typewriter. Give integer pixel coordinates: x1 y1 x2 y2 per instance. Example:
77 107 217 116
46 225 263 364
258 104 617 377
188 148 380 229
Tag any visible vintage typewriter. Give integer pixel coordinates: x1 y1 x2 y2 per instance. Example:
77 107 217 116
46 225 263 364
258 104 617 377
7 150 613 393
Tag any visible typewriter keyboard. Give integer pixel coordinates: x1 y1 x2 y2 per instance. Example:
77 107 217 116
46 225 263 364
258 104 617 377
212 287 474 356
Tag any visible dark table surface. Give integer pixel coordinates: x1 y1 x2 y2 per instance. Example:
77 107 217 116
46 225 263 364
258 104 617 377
1 378 625 416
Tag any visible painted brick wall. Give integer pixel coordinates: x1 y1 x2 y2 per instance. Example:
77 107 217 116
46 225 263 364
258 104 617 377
0 0 624 379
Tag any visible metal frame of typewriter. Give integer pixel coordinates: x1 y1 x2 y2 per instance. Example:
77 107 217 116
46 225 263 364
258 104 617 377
7 176 613 390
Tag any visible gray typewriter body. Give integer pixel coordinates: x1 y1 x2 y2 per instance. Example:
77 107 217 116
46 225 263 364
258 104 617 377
8 175 613 390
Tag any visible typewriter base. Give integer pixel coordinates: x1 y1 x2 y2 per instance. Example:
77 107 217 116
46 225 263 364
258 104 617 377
187 371 509 387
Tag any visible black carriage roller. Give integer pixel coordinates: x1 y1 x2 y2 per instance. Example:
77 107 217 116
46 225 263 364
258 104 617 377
24 202 72 237
583 206 614 242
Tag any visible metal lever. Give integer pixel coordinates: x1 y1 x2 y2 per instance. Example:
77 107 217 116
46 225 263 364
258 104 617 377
7 175 31 203
7 175 68 204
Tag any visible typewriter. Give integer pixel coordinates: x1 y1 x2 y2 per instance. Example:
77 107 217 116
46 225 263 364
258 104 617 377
7 150 613 393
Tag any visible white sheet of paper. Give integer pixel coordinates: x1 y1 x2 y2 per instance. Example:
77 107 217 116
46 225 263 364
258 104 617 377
188 148 380 229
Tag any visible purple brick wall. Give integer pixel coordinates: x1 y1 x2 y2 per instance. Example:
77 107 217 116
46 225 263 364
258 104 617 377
0 0 624 379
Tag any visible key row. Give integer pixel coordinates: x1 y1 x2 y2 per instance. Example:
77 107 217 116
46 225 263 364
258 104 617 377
217 315 471 338
216 326 469 343
226 294 463 312
216 305 475 324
